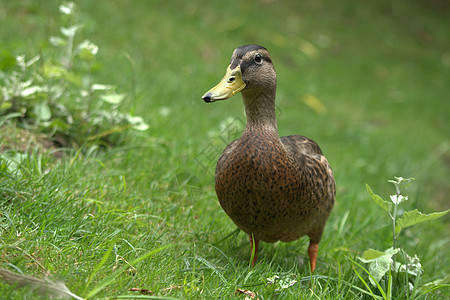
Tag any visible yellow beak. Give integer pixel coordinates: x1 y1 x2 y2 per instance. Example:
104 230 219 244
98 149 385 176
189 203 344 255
202 65 246 102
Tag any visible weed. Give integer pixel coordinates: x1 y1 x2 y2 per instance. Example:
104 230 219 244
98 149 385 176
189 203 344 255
0 2 148 149
353 177 450 299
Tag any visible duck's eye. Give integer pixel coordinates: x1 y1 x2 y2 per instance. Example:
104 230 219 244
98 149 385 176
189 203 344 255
254 53 262 64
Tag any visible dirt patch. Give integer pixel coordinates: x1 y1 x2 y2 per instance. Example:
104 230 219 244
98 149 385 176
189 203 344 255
0 124 61 156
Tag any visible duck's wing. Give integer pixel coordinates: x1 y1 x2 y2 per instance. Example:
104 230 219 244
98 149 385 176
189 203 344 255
281 135 335 186
281 134 336 224
281 135 334 176
280 135 324 158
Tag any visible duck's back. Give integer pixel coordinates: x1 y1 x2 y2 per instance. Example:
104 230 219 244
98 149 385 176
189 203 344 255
215 130 335 243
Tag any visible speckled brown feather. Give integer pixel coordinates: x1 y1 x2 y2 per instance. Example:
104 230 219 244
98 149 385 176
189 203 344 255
204 45 335 270
216 130 335 244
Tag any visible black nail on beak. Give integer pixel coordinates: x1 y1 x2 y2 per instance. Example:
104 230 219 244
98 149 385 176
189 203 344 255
202 93 212 103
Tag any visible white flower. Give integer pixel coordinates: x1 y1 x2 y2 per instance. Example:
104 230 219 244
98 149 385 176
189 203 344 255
59 2 74 15
61 25 79 38
77 40 99 56
390 194 408 205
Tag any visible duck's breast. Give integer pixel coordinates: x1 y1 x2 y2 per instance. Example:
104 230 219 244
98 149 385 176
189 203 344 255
215 130 319 242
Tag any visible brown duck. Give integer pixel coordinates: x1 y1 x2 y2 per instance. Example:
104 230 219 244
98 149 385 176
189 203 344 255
202 45 335 272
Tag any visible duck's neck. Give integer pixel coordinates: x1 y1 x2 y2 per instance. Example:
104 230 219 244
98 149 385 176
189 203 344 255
242 90 278 136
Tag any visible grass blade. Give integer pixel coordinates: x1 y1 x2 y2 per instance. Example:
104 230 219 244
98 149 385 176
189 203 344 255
350 257 387 300
83 244 114 295
85 244 173 299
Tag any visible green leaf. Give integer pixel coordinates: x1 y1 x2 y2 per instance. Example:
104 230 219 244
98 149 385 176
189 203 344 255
1 151 29 173
395 209 450 234
49 118 70 130
59 2 74 15
44 64 67 78
25 55 40 67
64 71 82 86
61 25 79 38
0 102 12 111
100 93 125 104
127 115 149 131
0 50 17 71
49 36 66 47
351 257 388 299
91 84 114 91
34 103 52 121
358 247 399 286
21 85 43 97
359 249 387 261
0 113 22 126
366 184 392 212
393 250 423 277
76 40 98 61
359 247 399 263
388 177 414 187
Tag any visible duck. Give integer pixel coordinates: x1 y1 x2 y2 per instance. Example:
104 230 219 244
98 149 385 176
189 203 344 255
202 45 335 272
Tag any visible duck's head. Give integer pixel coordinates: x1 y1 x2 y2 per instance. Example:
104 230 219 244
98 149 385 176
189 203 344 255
202 45 276 103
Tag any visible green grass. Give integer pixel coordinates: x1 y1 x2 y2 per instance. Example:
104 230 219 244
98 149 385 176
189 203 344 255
1 0 449 299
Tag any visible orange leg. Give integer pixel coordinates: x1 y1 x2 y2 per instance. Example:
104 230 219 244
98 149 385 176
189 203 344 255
308 242 319 272
249 234 260 266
